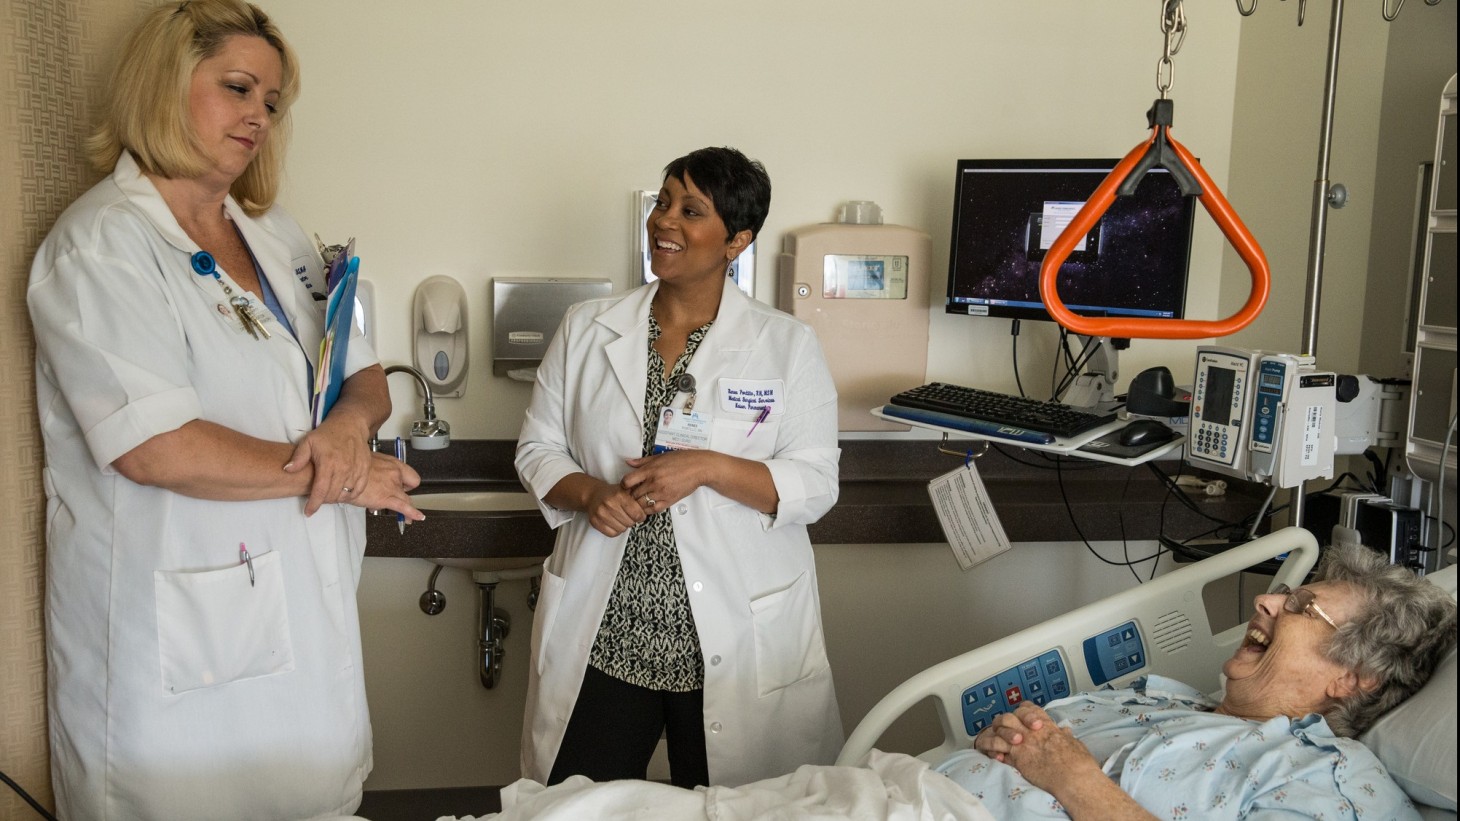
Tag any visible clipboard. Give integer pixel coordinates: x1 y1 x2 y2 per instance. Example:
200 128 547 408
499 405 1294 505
310 238 358 427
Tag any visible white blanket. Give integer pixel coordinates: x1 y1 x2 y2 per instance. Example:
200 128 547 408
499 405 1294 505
441 751 995 821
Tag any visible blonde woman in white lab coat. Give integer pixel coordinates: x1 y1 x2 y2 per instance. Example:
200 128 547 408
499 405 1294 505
516 147 843 789
27 2 421 819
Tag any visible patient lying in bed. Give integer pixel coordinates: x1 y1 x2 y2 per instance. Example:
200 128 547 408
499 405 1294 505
946 543 1455 821
471 544 1454 821
939 674 1408 819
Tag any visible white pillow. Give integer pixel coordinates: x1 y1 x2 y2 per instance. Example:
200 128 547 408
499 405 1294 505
1359 635 1457 809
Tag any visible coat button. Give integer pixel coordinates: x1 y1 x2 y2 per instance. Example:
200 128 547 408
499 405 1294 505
692 581 703 592
677 504 688 515
710 655 722 666
710 722 723 733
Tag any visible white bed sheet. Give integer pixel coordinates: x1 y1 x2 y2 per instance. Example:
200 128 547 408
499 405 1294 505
441 750 994 821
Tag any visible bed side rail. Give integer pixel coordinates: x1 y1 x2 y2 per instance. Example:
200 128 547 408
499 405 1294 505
836 527 1320 767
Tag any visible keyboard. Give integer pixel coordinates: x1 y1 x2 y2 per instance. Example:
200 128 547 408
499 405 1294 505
886 382 1117 439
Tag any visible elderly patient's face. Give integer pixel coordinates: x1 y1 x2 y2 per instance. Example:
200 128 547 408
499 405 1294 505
1220 580 1366 718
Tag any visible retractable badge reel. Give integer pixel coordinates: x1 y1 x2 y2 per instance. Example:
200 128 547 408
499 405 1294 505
192 251 271 340
654 373 710 454
675 373 697 412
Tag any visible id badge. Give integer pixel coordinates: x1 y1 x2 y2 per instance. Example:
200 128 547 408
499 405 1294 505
652 409 711 454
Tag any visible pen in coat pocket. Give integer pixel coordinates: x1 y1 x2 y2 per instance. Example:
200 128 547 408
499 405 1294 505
746 405 771 437
239 542 255 587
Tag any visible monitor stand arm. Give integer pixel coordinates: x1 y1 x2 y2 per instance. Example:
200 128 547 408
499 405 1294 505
1062 336 1128 412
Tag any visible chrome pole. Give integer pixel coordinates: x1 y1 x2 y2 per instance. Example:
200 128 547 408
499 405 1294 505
1299 0 1346 361
1293 0 1347 531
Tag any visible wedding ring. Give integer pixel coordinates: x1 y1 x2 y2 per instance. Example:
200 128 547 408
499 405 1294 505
342 486 353 494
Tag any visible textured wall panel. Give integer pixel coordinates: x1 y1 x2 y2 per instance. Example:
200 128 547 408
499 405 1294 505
1 1 147 816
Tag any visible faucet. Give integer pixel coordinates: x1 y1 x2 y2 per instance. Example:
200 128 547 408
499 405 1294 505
381 364 451 450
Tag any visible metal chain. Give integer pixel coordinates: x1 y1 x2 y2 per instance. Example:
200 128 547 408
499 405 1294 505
1157 0 1188 98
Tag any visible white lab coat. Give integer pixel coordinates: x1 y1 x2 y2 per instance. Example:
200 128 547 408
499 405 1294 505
28 152 377 821
515 278 844 787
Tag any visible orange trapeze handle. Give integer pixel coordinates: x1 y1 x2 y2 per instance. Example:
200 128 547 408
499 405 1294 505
1037 131 1270 340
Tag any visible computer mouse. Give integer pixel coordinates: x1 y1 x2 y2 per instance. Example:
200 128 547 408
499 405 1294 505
1119 419 1173 447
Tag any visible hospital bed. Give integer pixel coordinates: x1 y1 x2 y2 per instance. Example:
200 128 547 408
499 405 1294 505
837 525 1459 819
471 526 1455 820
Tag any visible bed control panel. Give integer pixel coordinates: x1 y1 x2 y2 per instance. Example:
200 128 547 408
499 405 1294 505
959 650 1071 735
1082 620 1147 686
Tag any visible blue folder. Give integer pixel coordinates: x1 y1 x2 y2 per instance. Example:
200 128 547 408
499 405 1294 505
310 240 358 427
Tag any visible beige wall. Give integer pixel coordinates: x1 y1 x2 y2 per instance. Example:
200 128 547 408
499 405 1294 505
267 1 1243 439
1222 1 1456 373
3 0 1452 806
1359 2 1458 377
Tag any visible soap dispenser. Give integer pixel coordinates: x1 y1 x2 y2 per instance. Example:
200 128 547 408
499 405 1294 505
413 275 468 398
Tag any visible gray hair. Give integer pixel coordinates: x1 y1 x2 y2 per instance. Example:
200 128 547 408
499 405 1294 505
1315 544 1456 737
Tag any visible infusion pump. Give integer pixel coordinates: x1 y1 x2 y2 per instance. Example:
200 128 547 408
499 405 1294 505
1187 346 1336 488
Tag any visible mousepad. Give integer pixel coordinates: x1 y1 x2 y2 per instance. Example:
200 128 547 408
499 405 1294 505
1076 427 1183 459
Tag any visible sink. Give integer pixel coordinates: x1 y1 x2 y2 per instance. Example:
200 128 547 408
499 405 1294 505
411 490 537 513
410 491 546 576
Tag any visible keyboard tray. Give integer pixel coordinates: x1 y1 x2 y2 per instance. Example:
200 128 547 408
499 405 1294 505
871 406 1184 467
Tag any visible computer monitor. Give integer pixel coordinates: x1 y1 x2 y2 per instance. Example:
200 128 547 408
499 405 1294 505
945 158 1196 325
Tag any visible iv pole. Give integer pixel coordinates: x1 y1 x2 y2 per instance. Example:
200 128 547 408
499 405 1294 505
1298 0 1349 361
1294 0 1348 530
1252 0 1440 526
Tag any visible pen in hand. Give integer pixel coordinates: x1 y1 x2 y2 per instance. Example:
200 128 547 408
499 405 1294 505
395 436 408 534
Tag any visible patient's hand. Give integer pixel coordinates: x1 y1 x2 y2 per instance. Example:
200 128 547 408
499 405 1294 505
983 703 1156 821
995 703 1097 792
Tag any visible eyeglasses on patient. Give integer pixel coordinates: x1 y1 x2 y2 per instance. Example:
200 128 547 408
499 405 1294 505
1273 583 1338 630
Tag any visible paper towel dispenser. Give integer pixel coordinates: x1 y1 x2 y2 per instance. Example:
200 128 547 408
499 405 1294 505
492 278 613 380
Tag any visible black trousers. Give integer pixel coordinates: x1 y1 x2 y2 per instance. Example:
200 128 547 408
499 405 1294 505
547 664 710 789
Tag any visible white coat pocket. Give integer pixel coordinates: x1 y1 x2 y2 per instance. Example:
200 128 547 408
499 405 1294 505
748 571 828 696
711 417 778 462
532 568 567 676
154 550 295 695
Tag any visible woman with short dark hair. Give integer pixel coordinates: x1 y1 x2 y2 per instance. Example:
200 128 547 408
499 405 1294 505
516 146 844 788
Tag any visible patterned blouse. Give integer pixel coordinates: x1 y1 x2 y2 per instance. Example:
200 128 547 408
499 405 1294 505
588 312 713 691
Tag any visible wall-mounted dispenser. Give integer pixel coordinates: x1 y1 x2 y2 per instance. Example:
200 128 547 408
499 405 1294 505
413 275 468 398
779 203 930 431
353 279 375 349
492 278 613 381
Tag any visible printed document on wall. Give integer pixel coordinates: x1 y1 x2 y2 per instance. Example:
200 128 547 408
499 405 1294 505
929 463 1011 570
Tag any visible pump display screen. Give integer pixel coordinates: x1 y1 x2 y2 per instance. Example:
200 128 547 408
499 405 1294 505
1205 366 1235 425
823 254 909 299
